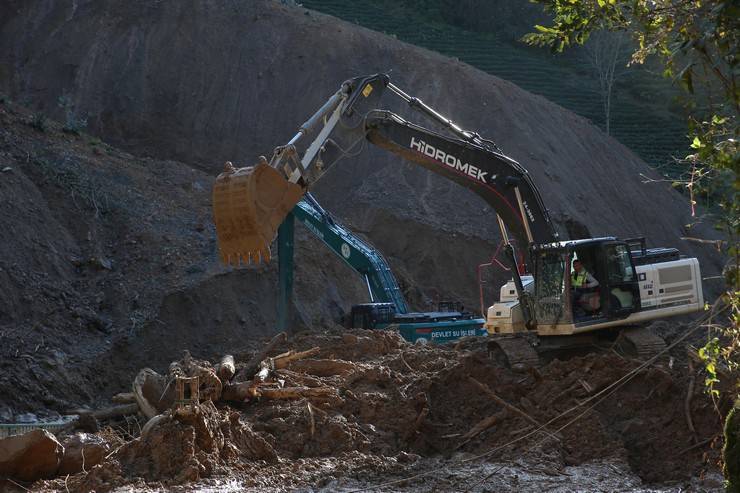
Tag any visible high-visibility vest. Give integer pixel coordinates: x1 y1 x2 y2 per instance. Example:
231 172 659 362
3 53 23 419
572 270 588 287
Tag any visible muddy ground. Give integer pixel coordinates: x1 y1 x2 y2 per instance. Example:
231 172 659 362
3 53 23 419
20 328 725 492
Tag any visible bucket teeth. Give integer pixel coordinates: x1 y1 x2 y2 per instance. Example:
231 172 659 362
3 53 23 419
212 161 302 265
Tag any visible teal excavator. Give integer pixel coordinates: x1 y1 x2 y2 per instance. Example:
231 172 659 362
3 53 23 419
278 192 486 343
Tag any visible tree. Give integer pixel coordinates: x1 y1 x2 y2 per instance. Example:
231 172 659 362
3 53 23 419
581 30 630 135
523 0 738 486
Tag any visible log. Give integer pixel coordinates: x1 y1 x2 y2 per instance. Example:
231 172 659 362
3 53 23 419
111 392 136 404
235 332 288 381
287 358 357 377
256 386 337 400
217 355 236 382
270 347 320 370
89 403 139 421
457 409 508 449
275 369 324 387
468 376 560 442
222 381 256 402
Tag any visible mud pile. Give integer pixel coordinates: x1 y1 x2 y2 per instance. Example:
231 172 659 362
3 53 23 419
38 328 721 491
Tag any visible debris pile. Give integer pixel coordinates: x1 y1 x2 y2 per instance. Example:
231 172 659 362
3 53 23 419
9 328 723 491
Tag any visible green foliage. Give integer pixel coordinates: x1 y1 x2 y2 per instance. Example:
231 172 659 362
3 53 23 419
524 0 738 481
57 93 88 135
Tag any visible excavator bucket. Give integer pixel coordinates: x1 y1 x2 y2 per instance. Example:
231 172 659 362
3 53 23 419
212 160 303 266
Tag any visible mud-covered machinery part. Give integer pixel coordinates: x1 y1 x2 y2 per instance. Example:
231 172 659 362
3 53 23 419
620 326 667 359
212 160 303 265
489 335 540 371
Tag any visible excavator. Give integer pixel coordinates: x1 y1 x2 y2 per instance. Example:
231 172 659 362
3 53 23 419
278 193 486 343
212 74 704 366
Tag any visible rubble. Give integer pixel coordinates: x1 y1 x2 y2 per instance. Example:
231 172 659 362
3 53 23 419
25 328 721 491
58 433 109 475
0 324 723 493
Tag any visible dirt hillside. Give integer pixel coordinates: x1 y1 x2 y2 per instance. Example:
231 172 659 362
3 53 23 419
0 0 727 315
0 101 367 414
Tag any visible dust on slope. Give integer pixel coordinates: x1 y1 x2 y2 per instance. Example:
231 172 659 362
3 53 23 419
0 0 727 312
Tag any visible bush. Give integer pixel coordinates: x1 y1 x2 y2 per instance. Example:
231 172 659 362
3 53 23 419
29 112 48 132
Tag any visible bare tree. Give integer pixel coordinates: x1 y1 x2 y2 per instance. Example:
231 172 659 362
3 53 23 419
582 31 630 135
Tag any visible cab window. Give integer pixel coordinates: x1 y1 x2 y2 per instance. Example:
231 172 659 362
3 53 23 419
607 244 636 283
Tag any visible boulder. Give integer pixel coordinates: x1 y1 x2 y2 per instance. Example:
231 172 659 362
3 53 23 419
0 429 63 481
58 433 110 475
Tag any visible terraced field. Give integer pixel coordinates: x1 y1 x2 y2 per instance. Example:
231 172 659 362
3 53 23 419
302 0 688 171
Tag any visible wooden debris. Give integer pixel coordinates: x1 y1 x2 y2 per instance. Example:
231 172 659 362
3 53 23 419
468 376 560 442
217 355 236 382
275 368 324 387
256 386 337 401
457 409 508 449
269 347 321 370
222 381 255 402
84 403 139 421
252 348 321 383
579 379 594 394
132 368 163 420
111 392 136 404
288 358 357 376
306 401 316 439
235 332 288 381
399 352 416 373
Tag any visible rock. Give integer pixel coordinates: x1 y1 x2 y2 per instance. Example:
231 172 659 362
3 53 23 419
0 429 64 481
58 433 109 475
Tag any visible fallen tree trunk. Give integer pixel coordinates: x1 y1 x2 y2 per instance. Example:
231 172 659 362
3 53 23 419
222 381 255 402
90 403 140 420
287 358 357 377
111 392 136 404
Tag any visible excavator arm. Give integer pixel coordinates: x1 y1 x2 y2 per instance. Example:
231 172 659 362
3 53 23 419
213 74 558 274
292 193 408 313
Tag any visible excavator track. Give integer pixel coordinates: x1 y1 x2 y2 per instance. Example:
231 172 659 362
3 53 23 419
620 327 667 360
488 335 540 371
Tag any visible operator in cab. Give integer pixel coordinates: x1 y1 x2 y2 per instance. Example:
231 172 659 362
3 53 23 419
571 258 600 317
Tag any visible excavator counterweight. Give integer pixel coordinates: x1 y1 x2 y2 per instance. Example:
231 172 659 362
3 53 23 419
213 160 302 265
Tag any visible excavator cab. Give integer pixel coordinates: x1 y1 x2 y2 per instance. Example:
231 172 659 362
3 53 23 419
531 238 641 334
